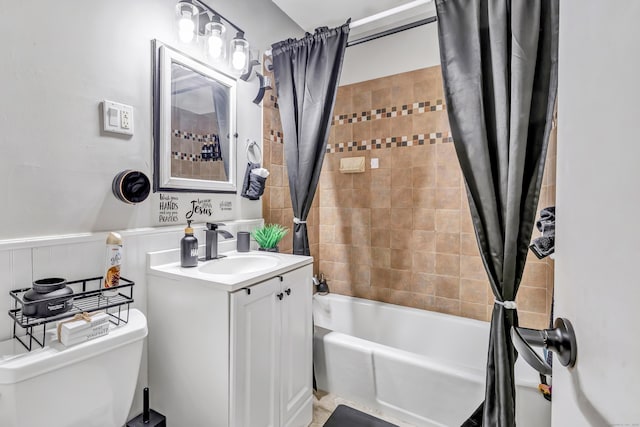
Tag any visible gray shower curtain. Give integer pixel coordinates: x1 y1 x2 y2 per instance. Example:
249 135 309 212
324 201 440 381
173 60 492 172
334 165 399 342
435 1 558 425
211 84 230 179
271 22 350 255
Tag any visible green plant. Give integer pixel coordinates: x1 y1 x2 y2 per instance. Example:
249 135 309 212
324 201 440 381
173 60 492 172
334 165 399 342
251 224 289 249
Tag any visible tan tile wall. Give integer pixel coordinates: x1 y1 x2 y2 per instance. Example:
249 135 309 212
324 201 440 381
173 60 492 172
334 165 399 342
262 64 555 329
532 113 557 329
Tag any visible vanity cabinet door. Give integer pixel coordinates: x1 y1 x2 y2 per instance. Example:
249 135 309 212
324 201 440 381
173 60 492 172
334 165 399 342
230 264 313 427
230 277 281 427
279 265 313 427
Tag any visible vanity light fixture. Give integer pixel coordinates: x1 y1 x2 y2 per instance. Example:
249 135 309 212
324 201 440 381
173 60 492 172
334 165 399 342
205 15 226 60
175 1 198 43
174 0 250 75
230 32 249 73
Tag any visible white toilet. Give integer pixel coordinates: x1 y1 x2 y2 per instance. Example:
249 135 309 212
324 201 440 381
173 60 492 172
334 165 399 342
0 309 147 427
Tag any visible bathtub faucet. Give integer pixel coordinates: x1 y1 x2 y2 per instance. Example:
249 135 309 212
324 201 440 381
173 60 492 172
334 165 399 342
313 273 330 295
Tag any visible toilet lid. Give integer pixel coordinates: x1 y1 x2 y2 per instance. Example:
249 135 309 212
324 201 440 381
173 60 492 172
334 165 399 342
0 309 147 384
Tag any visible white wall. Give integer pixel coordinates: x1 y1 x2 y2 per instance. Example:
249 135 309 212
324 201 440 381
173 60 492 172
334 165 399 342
340 22 440 85
0 0 302 420
554 1 640 425
0 0 303 239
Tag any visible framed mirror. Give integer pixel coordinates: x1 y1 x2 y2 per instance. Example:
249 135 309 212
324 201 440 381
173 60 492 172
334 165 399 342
153 40 237 193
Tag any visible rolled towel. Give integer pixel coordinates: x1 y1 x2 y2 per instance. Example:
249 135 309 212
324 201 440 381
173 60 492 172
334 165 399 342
530 236 555 259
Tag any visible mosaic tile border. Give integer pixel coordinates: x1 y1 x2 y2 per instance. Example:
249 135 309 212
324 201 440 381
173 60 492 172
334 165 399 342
332 99 445 125
171 151 225 162
325 132 453 153
269 95 279 109
172 130 219 143
270 129 283 144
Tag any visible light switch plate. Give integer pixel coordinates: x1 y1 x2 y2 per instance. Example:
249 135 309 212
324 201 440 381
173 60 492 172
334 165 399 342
103 100 134 135
371 158 379 169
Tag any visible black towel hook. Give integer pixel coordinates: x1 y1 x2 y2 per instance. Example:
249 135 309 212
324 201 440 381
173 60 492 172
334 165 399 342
511 318 577 376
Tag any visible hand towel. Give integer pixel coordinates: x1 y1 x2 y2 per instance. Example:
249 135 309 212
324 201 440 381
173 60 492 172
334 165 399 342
530 236 555 259
530 206 556 259
241 162 267 200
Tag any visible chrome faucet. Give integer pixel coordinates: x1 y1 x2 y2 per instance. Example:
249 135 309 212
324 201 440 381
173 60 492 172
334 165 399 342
205 223 234 260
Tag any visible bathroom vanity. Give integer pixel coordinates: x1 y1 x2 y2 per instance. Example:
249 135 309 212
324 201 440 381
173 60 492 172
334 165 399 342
147 249 313 427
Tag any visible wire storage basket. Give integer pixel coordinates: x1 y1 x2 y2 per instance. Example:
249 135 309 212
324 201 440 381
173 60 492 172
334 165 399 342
8 276 135 351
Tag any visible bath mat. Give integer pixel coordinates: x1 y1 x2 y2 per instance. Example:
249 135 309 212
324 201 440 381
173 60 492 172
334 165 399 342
323 404 398 427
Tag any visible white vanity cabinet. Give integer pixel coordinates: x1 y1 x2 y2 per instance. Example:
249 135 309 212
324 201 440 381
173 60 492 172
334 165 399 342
230 266 313 427
147 254 313 427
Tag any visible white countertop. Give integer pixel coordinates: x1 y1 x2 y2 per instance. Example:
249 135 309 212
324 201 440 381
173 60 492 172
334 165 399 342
147 249 313 292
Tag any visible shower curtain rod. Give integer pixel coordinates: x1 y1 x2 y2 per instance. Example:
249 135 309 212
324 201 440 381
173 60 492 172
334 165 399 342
349 0 433 28
265 0 436 56
265 15 437 56
346 15 437 47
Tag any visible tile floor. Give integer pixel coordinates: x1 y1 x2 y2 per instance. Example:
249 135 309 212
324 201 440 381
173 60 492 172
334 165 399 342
310 391 416 427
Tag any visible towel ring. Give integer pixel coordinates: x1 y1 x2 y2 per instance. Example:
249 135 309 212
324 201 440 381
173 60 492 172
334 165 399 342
246 139 262 164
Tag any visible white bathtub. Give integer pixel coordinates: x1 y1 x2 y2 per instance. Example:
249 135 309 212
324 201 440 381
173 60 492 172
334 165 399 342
313 294 550 427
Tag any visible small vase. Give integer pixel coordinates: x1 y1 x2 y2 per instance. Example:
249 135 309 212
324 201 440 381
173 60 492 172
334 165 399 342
258 246 279 253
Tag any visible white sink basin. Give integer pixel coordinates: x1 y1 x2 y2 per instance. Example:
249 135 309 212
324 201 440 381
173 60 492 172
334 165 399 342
198 254 280 276
148 250 313 291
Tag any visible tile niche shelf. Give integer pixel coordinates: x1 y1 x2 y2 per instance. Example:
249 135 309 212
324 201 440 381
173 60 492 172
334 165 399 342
8 277 134 351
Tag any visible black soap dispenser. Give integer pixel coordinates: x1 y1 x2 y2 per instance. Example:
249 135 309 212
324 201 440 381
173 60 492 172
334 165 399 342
181 220 198 267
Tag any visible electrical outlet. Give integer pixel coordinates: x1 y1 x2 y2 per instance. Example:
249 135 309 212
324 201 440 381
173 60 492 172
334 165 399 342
103 100 134 136
121 110 130 129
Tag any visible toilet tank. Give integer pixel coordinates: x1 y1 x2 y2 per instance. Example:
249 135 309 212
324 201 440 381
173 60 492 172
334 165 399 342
0 309 147 427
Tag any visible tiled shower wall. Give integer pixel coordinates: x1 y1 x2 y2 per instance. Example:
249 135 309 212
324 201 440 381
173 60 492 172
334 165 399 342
171 107 227 181
263 65 556 329
537 117 557 330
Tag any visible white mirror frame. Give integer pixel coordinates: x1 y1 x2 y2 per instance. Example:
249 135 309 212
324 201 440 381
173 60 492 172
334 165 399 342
153 41 237 193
